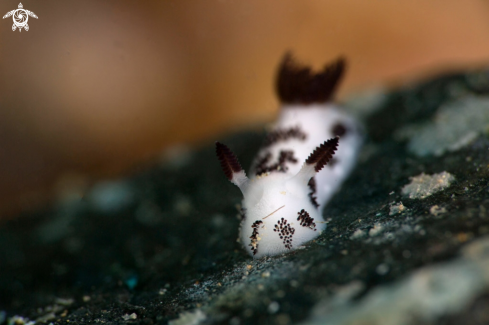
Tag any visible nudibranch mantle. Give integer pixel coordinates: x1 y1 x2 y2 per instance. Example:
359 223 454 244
216 53 363 258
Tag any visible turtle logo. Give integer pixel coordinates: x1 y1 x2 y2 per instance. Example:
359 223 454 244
3 3 38 32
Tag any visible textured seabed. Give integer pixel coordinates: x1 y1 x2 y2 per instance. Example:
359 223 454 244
1 69 489 325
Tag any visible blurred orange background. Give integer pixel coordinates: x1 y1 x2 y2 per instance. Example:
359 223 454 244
1 0 489 218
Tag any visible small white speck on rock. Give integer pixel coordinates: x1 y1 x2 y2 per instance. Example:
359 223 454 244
268 301 280 314
350 229 366 240
369 223 384 237
122 313 137 321
6 315 35 325
55 297 74 306
168 310 206 325
389 202 407 216
430 205 447 217
290 280 299 288
401 172 455 199
88 180 133 213
376 263 390 275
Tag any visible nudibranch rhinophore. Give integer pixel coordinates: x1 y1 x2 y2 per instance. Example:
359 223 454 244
216 53 363 258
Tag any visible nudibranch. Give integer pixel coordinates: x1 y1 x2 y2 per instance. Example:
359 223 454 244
216 53 363 258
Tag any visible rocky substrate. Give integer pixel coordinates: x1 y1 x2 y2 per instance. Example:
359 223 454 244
1 68 489 325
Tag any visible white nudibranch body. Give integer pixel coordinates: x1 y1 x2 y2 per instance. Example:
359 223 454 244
216 53 363 258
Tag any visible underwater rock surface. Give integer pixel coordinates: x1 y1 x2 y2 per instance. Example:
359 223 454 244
1 69 489 325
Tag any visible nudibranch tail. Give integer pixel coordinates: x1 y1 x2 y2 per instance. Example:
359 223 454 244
216 142 249 191
276 52 346 104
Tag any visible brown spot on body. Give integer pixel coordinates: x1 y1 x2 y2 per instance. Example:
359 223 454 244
332 123 347 137
262 127 307 148
297 209 316 231
250 220 263 255
254 150 299 176
274 217 295 250
253 152 272 175
276 53 346 105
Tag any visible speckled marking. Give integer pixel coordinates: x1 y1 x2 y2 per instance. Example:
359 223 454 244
297 209 316 231
250 220 263 255
262 127 307 148
274 218 295 250
255 150 299 176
